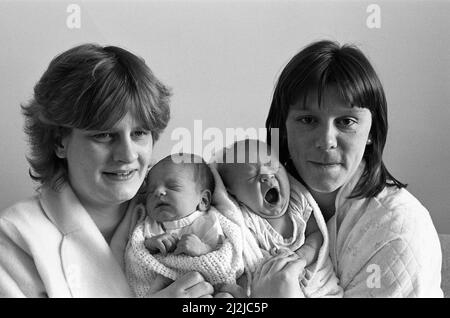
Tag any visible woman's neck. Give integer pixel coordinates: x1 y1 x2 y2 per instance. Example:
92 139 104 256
309 189 338 222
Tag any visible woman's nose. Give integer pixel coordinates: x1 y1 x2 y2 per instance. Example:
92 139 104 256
315 123 338 150
114 137 138 163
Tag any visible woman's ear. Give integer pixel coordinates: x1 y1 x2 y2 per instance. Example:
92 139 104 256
55 133 69 159
198 190 212 211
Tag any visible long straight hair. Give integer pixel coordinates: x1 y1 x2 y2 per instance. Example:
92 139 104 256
266 40 406 198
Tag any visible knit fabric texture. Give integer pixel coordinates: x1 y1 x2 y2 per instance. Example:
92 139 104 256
125 205 244 297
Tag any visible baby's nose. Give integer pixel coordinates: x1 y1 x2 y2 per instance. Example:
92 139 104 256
154 188 167 197
260 174 276 184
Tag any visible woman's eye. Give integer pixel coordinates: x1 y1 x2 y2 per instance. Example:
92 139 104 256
337 118 357 128
92 133 113 142
133 130 150 139
296 116 316 125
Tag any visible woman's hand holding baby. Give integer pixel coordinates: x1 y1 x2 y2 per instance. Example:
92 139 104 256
147 272 214 298
251 250 306 298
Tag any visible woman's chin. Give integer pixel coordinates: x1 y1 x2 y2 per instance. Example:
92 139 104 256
307 179 343 194
102 184 141 203
100 175 143 198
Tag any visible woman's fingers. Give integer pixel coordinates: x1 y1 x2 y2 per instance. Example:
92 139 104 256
147 272 213 298
177 271 205 286
214 292 234 298
257 252 299 277
218 284 246 298
185 281 214 298
268 254 301 274
251 254 306 298
174 272 214 297
146 274 173 295
283 258 307 277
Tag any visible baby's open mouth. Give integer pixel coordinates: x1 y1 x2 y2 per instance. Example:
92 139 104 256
264 187 280 205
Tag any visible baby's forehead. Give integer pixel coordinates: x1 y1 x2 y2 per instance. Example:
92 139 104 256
223 142 275 163
229 152 278 167
225 158 280 174
149 160 195 180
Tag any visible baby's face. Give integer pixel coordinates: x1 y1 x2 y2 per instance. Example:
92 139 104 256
222 154 290 219
146 162 203 223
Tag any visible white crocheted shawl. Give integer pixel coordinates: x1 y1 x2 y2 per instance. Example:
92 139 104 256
125 205 244 297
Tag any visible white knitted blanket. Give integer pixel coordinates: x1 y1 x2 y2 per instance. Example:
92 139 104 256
125 205 244 297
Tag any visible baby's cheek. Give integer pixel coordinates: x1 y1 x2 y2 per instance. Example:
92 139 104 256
146 196 153 209
244 184 264 205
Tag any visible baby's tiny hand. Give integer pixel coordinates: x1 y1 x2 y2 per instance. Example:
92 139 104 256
144 233 178 255
174 234 212 257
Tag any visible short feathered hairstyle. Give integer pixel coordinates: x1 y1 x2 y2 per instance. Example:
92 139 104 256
22 43 171 190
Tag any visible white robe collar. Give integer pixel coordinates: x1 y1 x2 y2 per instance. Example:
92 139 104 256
334 160 366 213
39 183 139 297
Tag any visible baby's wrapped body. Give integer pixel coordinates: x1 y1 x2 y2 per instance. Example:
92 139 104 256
240 174 343 297
125 204 245 297
215 139 343 297
240 199 310 257
124 153 245 298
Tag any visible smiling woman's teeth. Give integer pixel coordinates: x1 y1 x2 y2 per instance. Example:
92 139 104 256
116 171 132 177
104 170 135 180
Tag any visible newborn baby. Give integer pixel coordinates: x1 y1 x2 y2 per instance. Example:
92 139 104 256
144 153 223 257
125 153 244 297
216 139 323 271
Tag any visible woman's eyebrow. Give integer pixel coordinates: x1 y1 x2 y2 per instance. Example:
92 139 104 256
289 105 366 114
84 128 111 133
288 107 317 114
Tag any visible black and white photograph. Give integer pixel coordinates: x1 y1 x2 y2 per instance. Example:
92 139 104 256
0 0 448 300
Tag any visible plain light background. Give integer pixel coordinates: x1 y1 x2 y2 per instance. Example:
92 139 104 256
0 0 449 233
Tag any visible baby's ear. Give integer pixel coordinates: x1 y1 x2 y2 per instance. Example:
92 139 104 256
198 190 212 211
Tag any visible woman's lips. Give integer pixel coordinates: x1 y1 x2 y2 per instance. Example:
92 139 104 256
308 161 342 171
102 169 137 181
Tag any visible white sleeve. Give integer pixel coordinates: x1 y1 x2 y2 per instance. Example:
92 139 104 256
0 218 46 297
343 237 442 297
